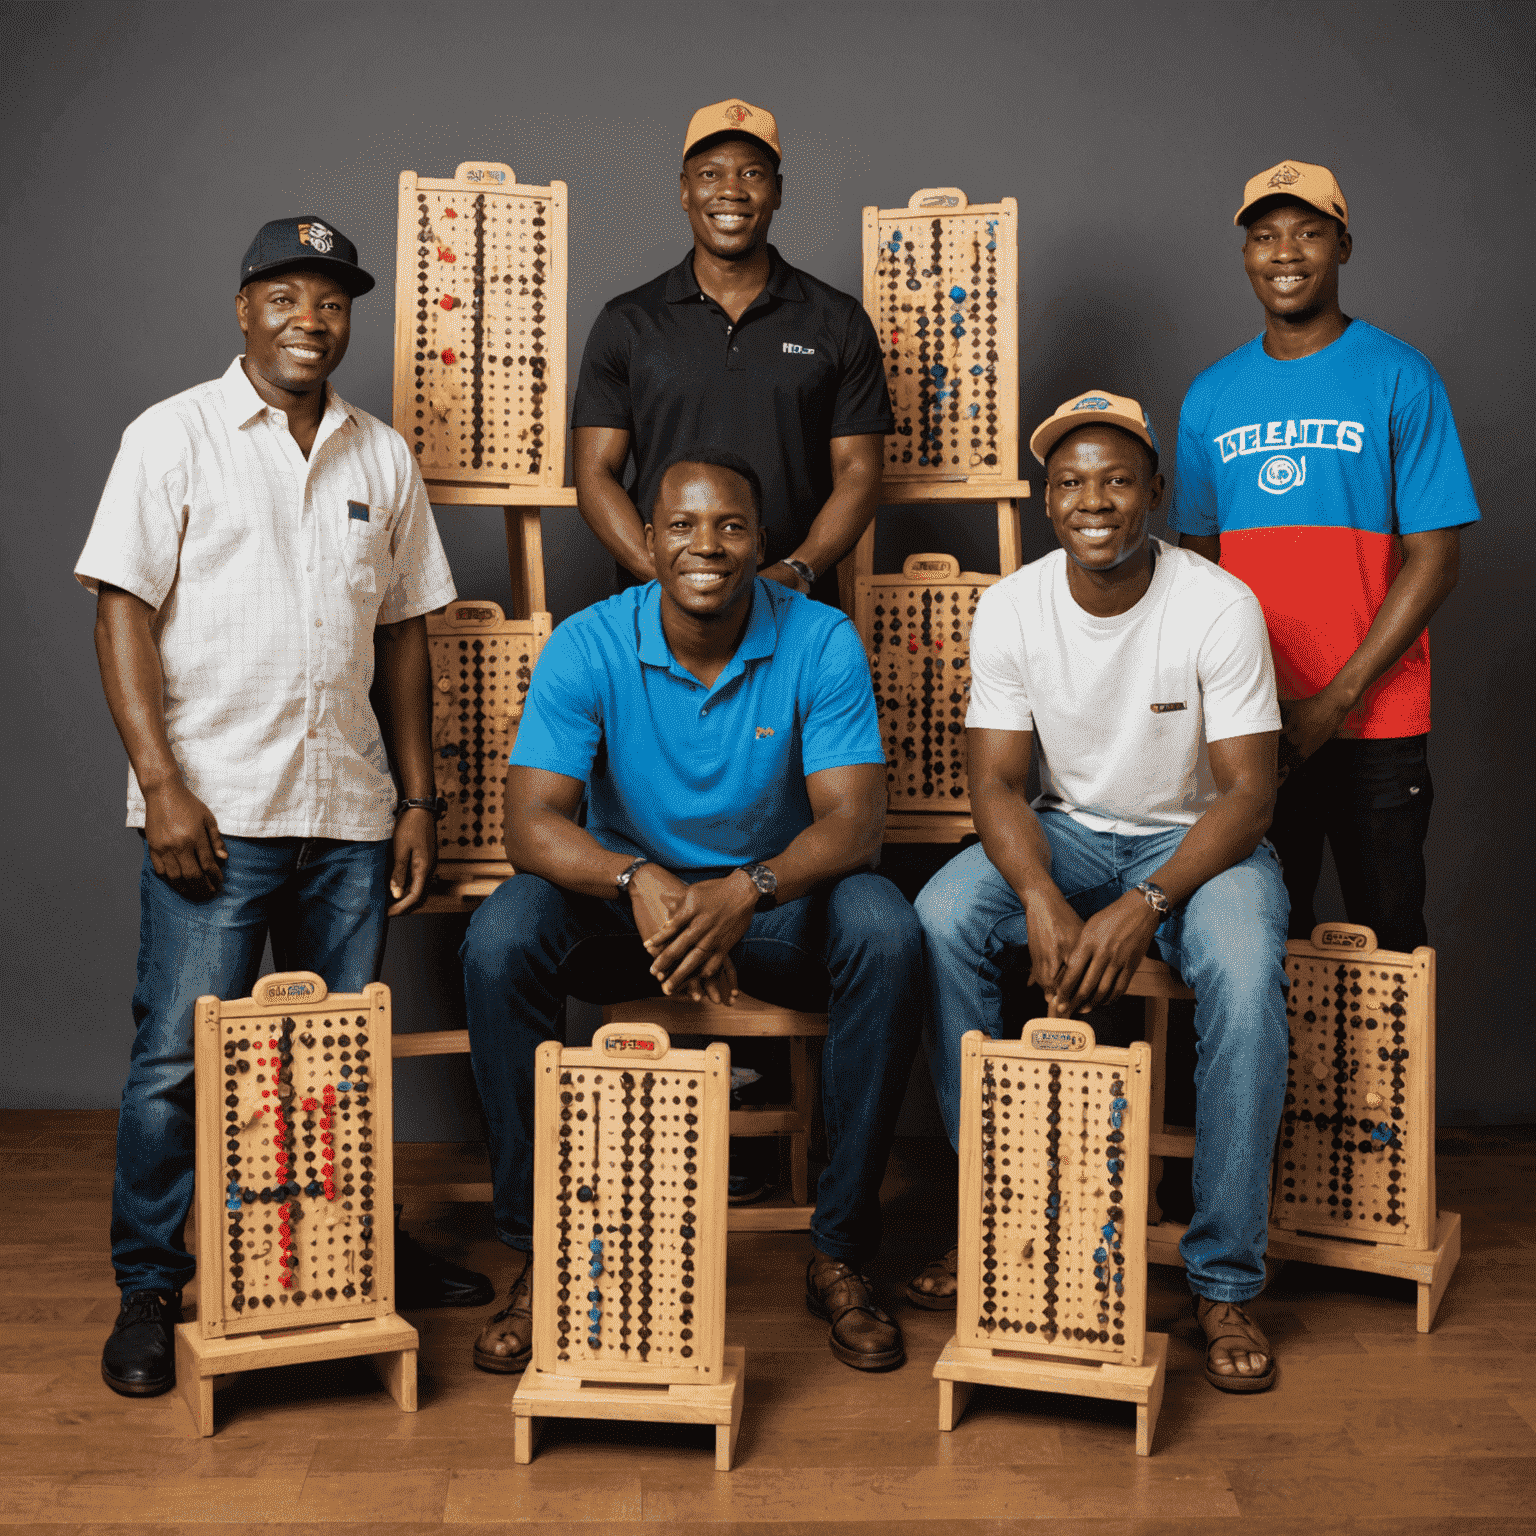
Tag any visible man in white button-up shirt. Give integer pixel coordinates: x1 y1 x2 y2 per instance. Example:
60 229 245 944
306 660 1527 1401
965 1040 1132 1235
76 216 483 1398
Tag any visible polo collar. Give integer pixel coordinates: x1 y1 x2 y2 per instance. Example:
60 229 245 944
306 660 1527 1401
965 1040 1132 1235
220 355 357 434
662 245 807 306
636 578 781 688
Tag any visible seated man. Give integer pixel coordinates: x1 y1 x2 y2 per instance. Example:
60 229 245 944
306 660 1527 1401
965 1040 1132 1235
911 391 1290 1393
462 447 922 1374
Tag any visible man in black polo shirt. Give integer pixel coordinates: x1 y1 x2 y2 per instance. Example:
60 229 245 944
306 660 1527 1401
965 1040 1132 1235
573 98 894 599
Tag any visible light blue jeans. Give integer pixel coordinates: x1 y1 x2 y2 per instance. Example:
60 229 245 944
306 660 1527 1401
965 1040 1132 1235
112 835 390 1294
916 813 1290 1302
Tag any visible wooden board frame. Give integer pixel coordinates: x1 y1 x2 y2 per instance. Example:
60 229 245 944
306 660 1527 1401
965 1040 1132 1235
427 597 552 883
525 1023 732 1387
393 162 569 505
863 188 1019 485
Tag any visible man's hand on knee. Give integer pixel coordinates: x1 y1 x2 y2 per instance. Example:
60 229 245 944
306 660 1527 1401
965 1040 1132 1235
641 870 756 999
1053 893 1161 1016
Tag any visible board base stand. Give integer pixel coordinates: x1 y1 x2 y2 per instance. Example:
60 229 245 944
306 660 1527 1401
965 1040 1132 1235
174 1315 419 1437
512 1344 745 1470
1147 1211 1461 1333
934 1333 1167 1457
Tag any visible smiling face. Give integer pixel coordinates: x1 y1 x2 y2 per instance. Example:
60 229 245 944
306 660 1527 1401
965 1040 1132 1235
680 136 782 262
1044 425 1164 577
236 268 352 401
646 461 765 622
1242 198 1351 324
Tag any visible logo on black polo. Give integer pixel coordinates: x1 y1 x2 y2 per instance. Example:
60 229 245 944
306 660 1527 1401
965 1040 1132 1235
782 343 816 356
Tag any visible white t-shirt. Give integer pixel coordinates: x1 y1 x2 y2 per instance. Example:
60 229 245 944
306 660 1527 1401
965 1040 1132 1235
966 540 1280 834
75 358 457 841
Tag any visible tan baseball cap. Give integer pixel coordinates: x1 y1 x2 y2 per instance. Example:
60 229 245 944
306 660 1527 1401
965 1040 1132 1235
1029 390 1161 468
683 99 781 165
1234 160 1349 229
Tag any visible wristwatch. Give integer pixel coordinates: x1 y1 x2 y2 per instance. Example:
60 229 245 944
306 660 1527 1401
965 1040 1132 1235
395 796 448 820
1134 880 1171 917
615 857 649 896
781 557 816 589
738 860 778 911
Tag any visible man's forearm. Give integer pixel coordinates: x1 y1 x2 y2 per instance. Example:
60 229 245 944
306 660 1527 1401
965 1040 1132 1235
972 781 1061 907
761 805 882 905
575 463 653 581
94 587 183 793
788 452 880 577
1145 787 1273 908
375 617 436 800
504 791 643 899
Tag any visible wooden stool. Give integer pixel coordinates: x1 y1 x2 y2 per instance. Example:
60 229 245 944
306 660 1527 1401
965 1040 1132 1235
602 995 828 1232
1123 958 1198 1230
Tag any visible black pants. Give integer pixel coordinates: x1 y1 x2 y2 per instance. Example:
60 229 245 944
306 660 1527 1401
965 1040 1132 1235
1268 734 1433 953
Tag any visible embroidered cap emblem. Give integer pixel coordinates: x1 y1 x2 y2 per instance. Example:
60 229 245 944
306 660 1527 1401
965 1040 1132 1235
1073 396 1111 411
725 103 752 125
297 221 335 254
1267 165 1302 189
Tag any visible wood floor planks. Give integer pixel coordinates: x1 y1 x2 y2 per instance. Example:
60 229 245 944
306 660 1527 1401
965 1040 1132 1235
0 1114 1532 1530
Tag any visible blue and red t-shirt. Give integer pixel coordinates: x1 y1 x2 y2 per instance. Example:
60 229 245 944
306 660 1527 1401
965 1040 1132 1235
1167 319 1480 738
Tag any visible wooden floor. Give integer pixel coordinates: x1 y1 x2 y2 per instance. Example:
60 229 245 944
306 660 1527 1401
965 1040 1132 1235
2 1111 1533 1534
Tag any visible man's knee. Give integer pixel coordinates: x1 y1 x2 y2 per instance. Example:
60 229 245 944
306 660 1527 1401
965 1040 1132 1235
914 844 996 954
828 874 923 979
462 872 566 985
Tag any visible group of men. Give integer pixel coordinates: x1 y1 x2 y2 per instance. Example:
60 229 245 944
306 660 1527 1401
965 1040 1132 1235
78 98 1479 1403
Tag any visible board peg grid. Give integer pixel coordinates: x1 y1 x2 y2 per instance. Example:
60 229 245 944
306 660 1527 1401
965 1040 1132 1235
938 1024 1166 1454
183 972 416 1433
515 1022 742 1464
855 553 998 817
393 163 569 504
863 189 1019 485
428 599 552 871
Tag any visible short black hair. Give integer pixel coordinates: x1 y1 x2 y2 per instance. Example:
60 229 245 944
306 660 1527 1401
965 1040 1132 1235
1044 423 1159 477
1239 193 1346 240
648 447 763 523
683 129 780 170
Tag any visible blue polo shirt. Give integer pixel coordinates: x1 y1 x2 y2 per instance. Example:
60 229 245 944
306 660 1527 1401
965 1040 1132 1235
510 578 884 876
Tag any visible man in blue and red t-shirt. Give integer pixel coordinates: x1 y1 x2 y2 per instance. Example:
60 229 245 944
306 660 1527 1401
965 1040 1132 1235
1168 161 1480 951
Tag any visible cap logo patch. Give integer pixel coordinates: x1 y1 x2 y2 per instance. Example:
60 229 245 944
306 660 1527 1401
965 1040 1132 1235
1073 397 1111 411
298 221 334 254
724 103 752 124
1267 165 1302 188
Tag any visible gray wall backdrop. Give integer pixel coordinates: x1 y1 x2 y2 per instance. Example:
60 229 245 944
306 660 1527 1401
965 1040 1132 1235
3 1 1531 1133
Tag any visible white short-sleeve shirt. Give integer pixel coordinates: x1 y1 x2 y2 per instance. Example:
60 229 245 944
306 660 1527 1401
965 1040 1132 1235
967 540 1280 834
75 357 457 840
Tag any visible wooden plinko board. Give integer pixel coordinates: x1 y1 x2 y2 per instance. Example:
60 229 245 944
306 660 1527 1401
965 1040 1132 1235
393 163 568 502
428 598 551 871
194 974 399 1339
526 1023 731 1387
1273 922 1437 1247
863 188 1019 484
856 553 997 816
956 1026 1152 1364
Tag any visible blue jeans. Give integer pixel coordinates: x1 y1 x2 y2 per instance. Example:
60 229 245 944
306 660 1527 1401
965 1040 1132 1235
916 815 1290 1303
113 836 390 1294
461 870 923 1265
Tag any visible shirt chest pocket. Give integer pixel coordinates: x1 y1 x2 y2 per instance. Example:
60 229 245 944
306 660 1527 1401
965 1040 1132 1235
342 503 391 597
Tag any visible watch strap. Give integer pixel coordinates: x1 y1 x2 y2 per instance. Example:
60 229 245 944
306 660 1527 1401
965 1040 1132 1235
615 857 649 895
1134 880 1171 916
395 796 447 820
739 860 778 911
781 557 816 588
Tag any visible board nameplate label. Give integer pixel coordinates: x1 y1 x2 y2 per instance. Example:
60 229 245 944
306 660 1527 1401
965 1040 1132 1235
1028 1025 1094 1053
254 973 326 1006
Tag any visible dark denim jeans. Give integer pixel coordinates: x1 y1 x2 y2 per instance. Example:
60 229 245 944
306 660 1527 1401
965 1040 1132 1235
1269 734 1433 952
461 870 924 1265
916 816 1291 1303
112 835 390 1294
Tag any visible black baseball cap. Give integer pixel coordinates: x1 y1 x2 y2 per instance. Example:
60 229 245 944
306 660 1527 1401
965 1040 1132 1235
239 215 376 297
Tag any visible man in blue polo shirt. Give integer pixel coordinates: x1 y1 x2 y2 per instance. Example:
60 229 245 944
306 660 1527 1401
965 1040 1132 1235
461 448 922 1375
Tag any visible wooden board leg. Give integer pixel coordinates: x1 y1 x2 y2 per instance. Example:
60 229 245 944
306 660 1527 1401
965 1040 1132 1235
789 1035 811 1206
938 1376 974 1432
175 1330 215 1437
1418 1211 1461 1333
514 1411 539 1465
1137 1357 1166 1457
372 1347 418 1412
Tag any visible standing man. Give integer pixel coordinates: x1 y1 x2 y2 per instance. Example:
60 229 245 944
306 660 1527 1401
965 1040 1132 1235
78 217 489 1400
462 450 922 1375
912 393 1289 1392
1169 162 1480 951
573 98 893 600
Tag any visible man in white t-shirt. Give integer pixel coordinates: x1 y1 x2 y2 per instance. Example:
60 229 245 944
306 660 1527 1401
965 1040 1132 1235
908 390 1290 1393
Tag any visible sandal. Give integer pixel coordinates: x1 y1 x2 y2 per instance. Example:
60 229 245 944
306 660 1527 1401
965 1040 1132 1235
904 1245 959 1311
473 1252 534 1374
1194 1295 1276 1393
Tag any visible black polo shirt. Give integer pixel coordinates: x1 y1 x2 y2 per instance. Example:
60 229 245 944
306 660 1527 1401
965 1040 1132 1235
573 245 894 566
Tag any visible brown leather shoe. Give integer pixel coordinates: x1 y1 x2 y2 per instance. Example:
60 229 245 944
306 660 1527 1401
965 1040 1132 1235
473 1251 534 1374
806 1253 905 1371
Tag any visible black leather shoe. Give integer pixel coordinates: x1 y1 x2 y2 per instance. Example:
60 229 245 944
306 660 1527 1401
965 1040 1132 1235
395 1227 494 1309
101 1290 181 1397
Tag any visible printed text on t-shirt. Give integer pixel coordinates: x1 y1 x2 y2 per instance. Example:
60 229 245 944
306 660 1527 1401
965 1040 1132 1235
1213 419 1365 461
